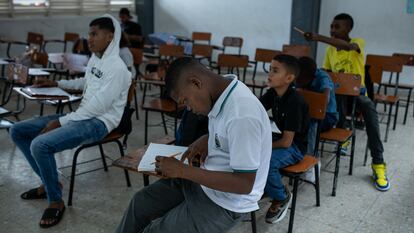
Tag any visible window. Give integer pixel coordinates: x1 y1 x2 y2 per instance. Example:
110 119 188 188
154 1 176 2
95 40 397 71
0 0 134 17
13 0 48 6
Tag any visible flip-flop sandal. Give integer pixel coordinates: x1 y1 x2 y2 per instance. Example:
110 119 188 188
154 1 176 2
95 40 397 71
39 206 66 228
20 188 47 200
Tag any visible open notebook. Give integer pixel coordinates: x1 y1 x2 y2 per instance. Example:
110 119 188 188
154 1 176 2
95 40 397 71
138 143 188 172
21 87 70 98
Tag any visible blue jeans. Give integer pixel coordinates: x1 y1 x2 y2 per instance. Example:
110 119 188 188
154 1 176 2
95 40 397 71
265 144 304 201
9 114 108 203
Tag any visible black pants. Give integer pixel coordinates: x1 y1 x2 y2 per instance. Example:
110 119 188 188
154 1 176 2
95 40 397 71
336 95 384 164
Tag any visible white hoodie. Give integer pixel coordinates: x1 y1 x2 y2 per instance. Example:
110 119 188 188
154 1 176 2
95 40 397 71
57 14 131 132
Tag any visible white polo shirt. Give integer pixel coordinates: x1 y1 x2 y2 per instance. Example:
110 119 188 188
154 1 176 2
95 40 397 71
201 77 272 213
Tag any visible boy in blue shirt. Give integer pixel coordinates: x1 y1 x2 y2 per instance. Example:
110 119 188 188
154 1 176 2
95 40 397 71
297 57 338 155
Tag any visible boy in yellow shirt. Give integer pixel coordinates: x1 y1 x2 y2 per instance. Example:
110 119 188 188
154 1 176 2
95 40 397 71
303 13 389 191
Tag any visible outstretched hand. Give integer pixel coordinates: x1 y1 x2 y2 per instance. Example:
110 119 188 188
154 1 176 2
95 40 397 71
303 32 320 42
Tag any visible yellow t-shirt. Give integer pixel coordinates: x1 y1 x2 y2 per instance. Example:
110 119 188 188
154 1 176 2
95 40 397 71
323 38 365 87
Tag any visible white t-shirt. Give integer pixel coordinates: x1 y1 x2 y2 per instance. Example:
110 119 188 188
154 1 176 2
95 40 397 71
201 78 272 213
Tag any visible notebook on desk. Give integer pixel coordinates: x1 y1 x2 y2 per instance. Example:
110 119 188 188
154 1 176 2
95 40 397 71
21 87 70 99
138 143 188 172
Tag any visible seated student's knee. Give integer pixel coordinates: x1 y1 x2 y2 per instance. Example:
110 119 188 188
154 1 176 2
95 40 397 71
30 136 55 159
9 123 25 142
357 95 375 109
270 148 289 169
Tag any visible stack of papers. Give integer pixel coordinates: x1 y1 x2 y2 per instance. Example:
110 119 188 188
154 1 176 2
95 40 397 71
138 143 188 172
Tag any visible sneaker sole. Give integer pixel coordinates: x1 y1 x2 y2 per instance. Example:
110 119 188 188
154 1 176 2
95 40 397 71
374 180 390 191
265 194 292 224
373 175 390 191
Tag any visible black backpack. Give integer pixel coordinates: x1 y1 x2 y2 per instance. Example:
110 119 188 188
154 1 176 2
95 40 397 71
113 103 135 135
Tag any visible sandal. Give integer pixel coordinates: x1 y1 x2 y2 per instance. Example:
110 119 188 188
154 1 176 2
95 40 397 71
39 206 66 228
20 188 47 200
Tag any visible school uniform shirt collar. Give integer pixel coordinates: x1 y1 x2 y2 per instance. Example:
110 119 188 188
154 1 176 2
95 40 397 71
208 78 238 118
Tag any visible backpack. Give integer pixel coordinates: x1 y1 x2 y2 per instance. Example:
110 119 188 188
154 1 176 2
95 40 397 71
113 103 135 135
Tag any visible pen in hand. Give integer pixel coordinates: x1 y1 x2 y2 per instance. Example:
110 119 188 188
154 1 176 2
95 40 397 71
151 152 182 165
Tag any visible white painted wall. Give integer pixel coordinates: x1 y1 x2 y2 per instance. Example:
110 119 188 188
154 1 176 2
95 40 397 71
0 13 125 57
154 0 292 61
317 0 414 84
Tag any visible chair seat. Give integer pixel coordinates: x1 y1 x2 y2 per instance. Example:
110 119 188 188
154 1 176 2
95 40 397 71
374 94 399 104
142 98 177 112
0 107 10 116
281 155 319 174
244 79 267 88
101 131 124 143
320 128 353 143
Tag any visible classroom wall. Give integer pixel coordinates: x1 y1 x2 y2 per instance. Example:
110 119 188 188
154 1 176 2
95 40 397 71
0 13 128 57
317 0 414 84
154 0 292 62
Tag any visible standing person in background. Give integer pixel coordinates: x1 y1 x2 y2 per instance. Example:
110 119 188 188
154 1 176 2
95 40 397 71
119 8 143 48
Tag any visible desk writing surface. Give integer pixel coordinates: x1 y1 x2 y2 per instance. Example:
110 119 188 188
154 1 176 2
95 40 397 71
13 87 69 100
28 68 50 76
0 59 9 65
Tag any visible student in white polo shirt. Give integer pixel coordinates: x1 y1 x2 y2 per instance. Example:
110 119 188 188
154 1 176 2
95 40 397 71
115 57 272 233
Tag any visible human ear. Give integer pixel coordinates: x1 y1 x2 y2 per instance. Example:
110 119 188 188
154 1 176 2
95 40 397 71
189 76 202 90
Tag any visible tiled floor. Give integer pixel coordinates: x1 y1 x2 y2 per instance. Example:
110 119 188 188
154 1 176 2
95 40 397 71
1 79 413 233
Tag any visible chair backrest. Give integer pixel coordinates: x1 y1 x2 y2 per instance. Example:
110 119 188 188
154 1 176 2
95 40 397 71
254 48 281 63
393 53 414 66
27 32 44 46
222 36 243 54
297 89 328 120
366 54 404 84
129 48 143 66
31 52 49 67
191 44 212 58
328 72 361 96
127 79 137 103
217 54 249 68
192 32 211 44
7 63 28 85
72 38 91 56
159 44 184 58
366 54 404 72
282 44 310 58
64 32 80 42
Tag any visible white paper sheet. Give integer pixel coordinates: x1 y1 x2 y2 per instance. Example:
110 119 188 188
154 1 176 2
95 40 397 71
138 143 188 172
270 120 281 134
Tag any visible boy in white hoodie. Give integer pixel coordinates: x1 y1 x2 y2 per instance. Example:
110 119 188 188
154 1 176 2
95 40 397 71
9 15 131 228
